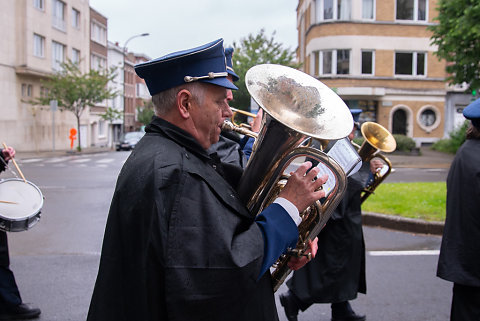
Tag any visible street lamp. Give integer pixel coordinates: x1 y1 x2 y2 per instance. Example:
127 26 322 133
122 32 149 133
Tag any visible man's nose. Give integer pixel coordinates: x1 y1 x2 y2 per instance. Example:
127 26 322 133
226 89 233 102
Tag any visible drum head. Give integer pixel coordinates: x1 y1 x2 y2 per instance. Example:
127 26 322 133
0 179 43 221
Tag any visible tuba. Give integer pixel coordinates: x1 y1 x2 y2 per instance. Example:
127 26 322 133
223 64 353 291
354 122 396 203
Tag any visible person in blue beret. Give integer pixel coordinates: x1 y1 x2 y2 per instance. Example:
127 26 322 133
437 97 480 321
207 47 247 171
86 39 326 321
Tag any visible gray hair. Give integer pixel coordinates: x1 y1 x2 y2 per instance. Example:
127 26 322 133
152 82 205 116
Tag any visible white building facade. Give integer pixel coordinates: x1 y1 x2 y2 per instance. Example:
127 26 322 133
0 0 91 151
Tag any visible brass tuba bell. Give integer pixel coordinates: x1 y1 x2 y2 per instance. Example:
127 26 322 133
229 64 353 291
355 122 396 203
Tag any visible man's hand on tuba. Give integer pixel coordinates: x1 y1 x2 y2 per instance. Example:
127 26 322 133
287 237 319 271
279 161 328 213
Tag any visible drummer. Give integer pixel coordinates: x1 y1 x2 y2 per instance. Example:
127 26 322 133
0 145 41 319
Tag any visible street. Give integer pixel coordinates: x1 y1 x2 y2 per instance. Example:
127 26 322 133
1 151 451 320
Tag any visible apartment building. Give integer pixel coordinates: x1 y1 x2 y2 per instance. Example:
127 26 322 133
0 0 90 151
123 52 136 133
296 0 457 146
107 40 124 144
134 53 151 129
88 7 108 148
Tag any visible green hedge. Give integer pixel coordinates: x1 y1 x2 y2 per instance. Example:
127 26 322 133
432 121 468 154
393 134 416 152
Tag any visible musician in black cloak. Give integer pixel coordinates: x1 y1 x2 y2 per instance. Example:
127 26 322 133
86 39 326 321
0 146 41 320
437 97 480 321
279 110 382 321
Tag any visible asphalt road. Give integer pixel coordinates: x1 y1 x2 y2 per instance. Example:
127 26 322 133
1 151 451 321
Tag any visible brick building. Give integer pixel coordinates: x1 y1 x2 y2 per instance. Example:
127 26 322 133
295 0 466 146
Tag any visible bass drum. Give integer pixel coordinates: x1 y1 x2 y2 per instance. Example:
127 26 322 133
0 178 43 232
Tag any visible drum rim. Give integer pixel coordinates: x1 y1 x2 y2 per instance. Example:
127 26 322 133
0 178 44 220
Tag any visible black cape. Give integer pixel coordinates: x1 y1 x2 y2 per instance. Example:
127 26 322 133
87 117 279 321
437 139 480 287
286 164 369 307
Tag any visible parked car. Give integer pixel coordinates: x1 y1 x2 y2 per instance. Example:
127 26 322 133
115 131 145 151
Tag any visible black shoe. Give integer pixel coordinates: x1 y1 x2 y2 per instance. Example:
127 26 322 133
331 312 366 321
279 292 299 321
0 303 41 320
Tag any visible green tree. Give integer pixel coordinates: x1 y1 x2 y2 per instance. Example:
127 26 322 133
428 1 480 92
100 107 123 148
136 100 155 126
30 60 117 151
230 29 301 112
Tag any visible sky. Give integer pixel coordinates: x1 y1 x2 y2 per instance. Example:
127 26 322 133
89 0 299 60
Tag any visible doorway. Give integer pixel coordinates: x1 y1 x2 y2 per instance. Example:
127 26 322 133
392 109 407 135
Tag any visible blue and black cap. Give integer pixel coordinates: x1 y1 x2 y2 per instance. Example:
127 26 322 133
224 47 239 82
350 108 362 128
463 97 480 128
135 38 238 96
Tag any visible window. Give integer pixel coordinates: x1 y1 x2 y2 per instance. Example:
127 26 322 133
33 34 45 57
72 8 80 28
361 50 374 75
52 0 66 31
420 109 436 126
91 54 106 71
91 21 107 46
98 120 106 137
316 0 352 21
21 84 33 97
396 0 426 21
362 0 374 19
72 48 80 65
323 51 332 74
337 0 351 19
40 87 49 98
136 83 150 99
52 41 65 71
337 49 350 74
314 49 350 75
33 0 44 10
395 52 426 76
417 105 440 132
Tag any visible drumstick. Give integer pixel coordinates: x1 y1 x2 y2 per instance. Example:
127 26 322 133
2 142 26 183
0 200 17 204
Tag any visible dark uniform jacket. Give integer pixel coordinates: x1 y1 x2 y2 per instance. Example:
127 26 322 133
87 116 297 321
286 163 369 307
437 139 480 287
0 153 10 267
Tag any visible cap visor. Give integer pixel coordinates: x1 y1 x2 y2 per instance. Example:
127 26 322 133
201 77 238 90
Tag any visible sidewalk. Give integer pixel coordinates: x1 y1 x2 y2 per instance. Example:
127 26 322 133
16 146 113 160
386 145 455 169
15 145 453 236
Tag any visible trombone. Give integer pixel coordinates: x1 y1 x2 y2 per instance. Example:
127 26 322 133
229 107 257 129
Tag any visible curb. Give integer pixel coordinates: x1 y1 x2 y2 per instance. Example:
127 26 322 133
363 212 444 236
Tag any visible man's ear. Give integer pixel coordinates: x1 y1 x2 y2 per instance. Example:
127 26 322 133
177 89 193 119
